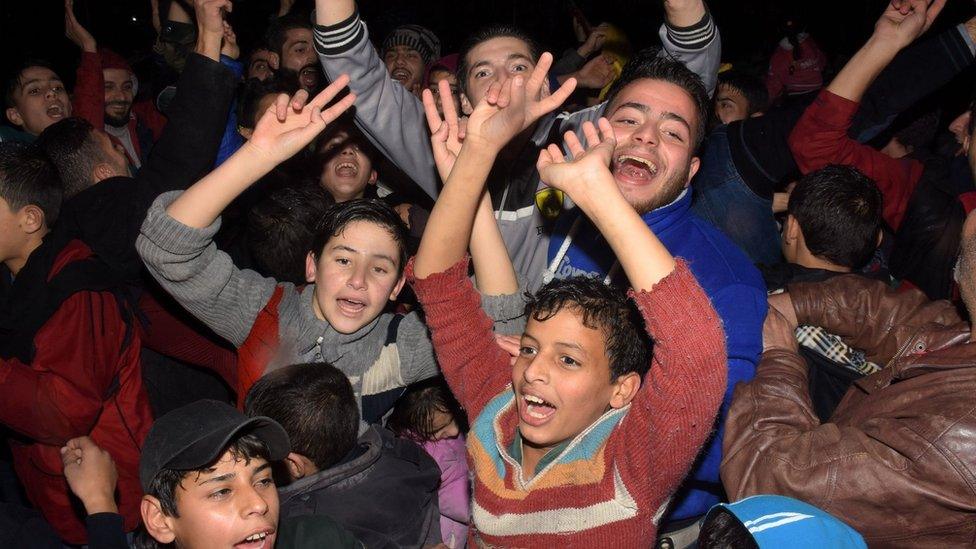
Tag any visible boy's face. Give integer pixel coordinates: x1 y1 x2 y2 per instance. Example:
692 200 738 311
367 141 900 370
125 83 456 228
317 130 378 202
306 220 405 334
156 451 279 549
714 83 750 125
605 79 701 214
384 45 425 95
5 66 71 136
513 308 633 452
462 37 536 114
428 69 461 117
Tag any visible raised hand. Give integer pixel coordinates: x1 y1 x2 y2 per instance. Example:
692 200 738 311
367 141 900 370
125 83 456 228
220 19 240 60
574 54 615 90
61 437 118 515
536 117 618 208
194 0 231 40
423 78 466 181
245 75 356 166
524 52 577 130
65 0 97 53
578 23 609 58
463 75 530 154
874 0 946 50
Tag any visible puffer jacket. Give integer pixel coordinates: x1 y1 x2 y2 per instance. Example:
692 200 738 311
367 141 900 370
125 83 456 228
721 274 976 547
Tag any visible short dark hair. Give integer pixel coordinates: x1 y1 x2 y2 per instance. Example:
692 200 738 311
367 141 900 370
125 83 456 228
388 376 466 442
697 507 759 549
605 49 710 150
0 142 62 225
525 277 653 381
237 77 300 131
788 165 883 269
456 25 540 96
265 13 312 57
717 70 768 116
248 185 333 284
35 117 109 199
145 433 272 518
244 363 359 470
311 199 410 277
4 59 60 110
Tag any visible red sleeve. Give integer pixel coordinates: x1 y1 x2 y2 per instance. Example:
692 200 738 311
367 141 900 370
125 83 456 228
612 261 727 503
765 50 786 102
407 256 513 422
73 52 106 131
0 291 127 445
788 89 925 231
133 100 167 141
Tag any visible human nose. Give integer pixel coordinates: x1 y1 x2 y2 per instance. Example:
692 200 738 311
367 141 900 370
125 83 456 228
631 121 658 146
346 262 367 290
521 353 548 384
239 485 270 518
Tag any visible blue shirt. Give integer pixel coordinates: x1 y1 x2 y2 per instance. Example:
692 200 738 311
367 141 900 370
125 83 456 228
547 189 767 521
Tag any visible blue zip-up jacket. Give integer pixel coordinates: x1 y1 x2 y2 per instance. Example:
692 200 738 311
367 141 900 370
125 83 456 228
548 189 766 521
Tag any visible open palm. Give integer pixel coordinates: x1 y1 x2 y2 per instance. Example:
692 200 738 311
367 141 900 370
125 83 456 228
248 75 356 164
536 118 617 202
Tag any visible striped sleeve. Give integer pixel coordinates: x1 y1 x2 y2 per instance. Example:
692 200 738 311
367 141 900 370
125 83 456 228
664 9 716 51
313 10 367 55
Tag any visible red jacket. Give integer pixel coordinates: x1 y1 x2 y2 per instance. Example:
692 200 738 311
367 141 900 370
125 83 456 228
73 51 166 166
789 89 924 231
0 240 152 544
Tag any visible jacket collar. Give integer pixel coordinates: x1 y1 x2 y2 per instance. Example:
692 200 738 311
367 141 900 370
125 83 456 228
856 329 975 394
278 425 385 501
639 188 691 236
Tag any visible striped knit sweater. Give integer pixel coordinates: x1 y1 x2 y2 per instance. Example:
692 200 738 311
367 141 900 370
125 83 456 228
408 257 726 547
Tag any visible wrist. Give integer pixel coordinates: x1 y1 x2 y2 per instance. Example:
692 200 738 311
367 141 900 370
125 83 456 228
195 34 222 59
571 173 622 217
83 494 118 515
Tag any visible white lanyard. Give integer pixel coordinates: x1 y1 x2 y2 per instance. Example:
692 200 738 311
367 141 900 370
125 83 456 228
543 215 618 286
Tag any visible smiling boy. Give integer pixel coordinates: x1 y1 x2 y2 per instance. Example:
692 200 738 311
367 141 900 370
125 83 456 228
409 69 726 545
137 80 437 425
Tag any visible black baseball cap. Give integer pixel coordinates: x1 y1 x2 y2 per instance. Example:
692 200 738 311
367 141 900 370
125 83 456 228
139 399 290 492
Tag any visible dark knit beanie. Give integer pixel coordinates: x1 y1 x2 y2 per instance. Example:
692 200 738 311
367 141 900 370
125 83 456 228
380 25 441 66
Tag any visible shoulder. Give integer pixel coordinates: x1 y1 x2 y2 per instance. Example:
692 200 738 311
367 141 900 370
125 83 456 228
674 214 766 291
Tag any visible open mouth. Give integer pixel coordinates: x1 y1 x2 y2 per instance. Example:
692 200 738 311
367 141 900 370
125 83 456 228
299 67 319 89
334 161 359 177
391 68 411 83
234 529 274 549
614 154 659 181
336 297 367 316
519 393 557 426
46 104 65 119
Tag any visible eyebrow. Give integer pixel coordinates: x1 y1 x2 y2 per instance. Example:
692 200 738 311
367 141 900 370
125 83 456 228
331 244 397 266
19 77 60 88
196 461 272 485
471 53 533 72
612 102 692 134
290 39 310 47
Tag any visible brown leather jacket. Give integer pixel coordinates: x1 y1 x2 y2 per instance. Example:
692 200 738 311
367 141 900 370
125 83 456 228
721 275 976 547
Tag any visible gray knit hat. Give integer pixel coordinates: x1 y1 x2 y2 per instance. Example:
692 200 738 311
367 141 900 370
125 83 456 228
381 25 441 66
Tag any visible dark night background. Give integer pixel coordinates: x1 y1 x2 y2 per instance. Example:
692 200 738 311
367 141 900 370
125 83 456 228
2 0 974 108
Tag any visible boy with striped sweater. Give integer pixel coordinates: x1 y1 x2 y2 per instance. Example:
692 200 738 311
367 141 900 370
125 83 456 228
409 66 727 545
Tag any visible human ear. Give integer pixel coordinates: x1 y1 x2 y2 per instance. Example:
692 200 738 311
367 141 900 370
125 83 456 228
93 163 115 183
305 252 318 283
609 372 641 409
268 52 281 71
388 274 407 302
368 169 378 184
141 496 177 544
284 453 308 481
21 205 46 234
685 157 701 184
784 215 800 243
6 107 23 127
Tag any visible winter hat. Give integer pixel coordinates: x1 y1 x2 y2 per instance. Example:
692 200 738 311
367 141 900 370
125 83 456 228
98 48 138 95
703 495 866 549
381 25 441 66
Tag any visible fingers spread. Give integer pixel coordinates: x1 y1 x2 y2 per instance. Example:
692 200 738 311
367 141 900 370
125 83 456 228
564 130 585 158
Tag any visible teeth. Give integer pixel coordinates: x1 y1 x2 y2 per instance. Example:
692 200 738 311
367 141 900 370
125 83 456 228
618 155 658 174
524 395 546 405
245 532 267 542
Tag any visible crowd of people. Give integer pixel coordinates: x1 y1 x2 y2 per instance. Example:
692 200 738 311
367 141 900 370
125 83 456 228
0 0 974 546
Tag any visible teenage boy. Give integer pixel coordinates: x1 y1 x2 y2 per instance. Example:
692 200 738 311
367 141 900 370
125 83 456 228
245 362 442 547
409 66 725 545
60 401 362 548
314 0 720 282
714 70 767 125
136 79 438 424
3 60 72 141
0 143 153 545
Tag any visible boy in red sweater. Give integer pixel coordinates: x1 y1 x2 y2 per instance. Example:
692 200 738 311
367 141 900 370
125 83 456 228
408 65 727 546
